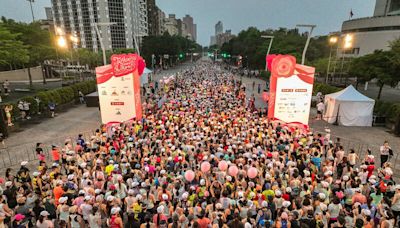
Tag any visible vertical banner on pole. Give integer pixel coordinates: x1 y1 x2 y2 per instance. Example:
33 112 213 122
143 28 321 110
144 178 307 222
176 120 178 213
96 54 145 124
267 55 315 127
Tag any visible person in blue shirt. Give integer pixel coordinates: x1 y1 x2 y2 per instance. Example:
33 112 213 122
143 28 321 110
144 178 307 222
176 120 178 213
77 134 86 149
312 151 322 171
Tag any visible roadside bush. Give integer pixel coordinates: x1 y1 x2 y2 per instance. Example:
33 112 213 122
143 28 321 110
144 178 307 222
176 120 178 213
36 91 50 110
21 96 39 114
374 100 400 122
1 80 97 122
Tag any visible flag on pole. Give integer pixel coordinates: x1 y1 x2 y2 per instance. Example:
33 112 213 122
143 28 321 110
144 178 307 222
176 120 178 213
350 9 354 19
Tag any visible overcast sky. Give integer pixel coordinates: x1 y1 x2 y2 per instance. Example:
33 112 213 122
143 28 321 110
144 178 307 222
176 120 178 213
1 0 375 46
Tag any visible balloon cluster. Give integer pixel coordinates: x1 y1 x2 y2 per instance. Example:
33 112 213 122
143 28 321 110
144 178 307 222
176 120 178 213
183 160 258 182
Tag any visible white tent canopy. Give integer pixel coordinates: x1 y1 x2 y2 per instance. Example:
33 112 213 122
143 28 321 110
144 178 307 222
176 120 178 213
140 68 152 86
323 85 375 126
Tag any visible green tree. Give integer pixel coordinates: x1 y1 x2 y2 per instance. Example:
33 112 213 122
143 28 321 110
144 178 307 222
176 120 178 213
348 50 398 99
73 49 101 68
348 56 374 89
0 23 29 70
1 17 56 86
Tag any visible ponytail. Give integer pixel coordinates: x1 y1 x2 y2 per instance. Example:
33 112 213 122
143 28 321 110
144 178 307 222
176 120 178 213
38 215 44 223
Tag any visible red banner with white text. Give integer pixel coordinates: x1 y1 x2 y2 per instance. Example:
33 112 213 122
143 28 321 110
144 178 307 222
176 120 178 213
95 54 145 125
267 54 315 127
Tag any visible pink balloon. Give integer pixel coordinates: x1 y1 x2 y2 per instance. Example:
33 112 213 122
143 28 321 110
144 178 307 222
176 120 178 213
201 162 211 173
218 160 228 171
228 166 239 176
184 170 195 182
247 167 258 179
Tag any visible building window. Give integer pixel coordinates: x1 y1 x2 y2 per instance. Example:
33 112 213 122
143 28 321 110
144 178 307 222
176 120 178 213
390 0 400 13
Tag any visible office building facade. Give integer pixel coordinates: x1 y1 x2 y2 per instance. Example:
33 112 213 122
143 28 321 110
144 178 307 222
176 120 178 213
341 0 400 56
183 14 197 41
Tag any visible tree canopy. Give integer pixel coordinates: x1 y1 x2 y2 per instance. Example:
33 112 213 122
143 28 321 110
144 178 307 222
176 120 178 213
1 17 56 70
0 21 30 70
348 46 400 99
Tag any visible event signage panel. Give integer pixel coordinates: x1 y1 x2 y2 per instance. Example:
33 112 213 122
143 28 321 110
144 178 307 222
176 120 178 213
95 54 145 124
267 55 315 127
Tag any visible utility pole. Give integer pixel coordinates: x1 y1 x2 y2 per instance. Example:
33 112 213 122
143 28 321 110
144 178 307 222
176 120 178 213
27 0 35 22
326 36 338 84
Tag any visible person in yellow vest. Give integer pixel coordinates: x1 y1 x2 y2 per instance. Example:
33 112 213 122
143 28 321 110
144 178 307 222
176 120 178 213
105 160 115 176
32 171 42 193
132 197 142 221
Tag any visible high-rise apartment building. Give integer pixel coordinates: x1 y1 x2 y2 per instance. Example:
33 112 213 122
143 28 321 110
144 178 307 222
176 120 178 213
146 0 159 36
183 14 197 41
215 21 223 36
164 14 178 36
157 8 166 35
51 0 148 51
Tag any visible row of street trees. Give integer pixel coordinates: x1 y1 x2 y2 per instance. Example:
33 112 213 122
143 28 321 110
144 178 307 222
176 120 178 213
0 17 55 74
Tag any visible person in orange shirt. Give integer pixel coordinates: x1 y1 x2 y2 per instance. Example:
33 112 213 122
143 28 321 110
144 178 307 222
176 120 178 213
51 145 60 163
196 212 211 228
53 180 64 206
352 188 367 204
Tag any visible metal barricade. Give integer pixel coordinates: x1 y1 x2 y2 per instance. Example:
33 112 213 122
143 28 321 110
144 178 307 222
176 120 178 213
0 129 95 170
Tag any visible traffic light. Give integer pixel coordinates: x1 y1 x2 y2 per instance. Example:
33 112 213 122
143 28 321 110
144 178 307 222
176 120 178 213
179 53 184 59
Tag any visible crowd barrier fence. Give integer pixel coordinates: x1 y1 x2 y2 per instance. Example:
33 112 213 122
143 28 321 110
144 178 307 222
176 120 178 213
0 130 95 170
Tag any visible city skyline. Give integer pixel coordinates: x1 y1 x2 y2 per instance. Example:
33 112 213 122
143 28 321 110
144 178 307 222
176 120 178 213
1 0 375 46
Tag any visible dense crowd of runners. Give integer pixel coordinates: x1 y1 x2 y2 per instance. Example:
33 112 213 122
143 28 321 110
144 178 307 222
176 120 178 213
0 61 396 228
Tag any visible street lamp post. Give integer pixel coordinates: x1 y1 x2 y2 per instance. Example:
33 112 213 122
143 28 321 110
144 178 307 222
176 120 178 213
56 36 67 82
326 36 338 83
55 27 80 83
94 22 117 65
261 35 274 71
296 24 316 65
340 34 353 83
